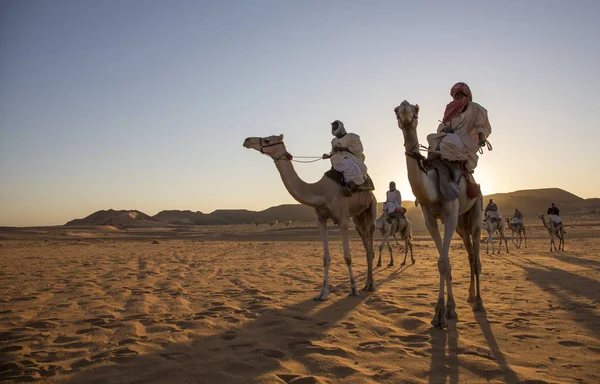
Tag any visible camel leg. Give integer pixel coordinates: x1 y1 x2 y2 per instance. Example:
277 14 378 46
377 228 387 267
523 228 527 248
442 206 458 322
461 199 484 310
422 204 455 329
400 236 409 266
352 207 376 292
387 239 394 267
502 229 509 254
315 216 331 301
340 219 360 296
408 237 415 264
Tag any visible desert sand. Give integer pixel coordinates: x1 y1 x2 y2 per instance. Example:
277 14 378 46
1 217 599 383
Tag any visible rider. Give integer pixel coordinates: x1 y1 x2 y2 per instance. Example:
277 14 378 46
322 120 368 197
547 203 562 226
426 82 492 175
383 181 403 224
512 208 523 225
484 199 501 223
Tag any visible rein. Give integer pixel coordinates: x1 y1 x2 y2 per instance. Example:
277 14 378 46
258 138 323 163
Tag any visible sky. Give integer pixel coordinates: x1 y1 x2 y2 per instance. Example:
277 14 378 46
1 0 599 226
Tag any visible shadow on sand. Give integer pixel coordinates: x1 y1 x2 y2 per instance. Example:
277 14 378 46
72 266 413 383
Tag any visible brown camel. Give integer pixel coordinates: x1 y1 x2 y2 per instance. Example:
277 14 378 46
243 135 377 300
538 214 565 251
375 212 414 267
394 100 484 328
505 217 527 249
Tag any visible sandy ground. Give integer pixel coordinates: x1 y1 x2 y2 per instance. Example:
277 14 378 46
1 218 599 383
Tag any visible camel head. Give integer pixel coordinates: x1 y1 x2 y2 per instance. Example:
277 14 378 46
243 134 287 159
394 100 420 131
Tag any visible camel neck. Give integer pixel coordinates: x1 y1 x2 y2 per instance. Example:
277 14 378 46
273 159 325 208
402 127 436 203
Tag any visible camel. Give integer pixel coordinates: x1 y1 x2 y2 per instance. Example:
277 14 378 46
375 212 414 267
482 218 509 254
505 217 527 249
243 135 377 300
394 100 484 328
538 214 565 251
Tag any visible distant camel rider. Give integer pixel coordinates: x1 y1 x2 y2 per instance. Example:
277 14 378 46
547 203 562 226
512 208 523 225
322 120 368 197
383 181 403 224
484 199 501 222
426 82 492 174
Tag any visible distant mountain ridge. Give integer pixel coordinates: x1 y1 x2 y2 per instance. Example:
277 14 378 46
65 188 599 227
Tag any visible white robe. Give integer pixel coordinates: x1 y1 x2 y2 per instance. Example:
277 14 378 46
330 133 367 184
384 189 402 214
427 102 492 171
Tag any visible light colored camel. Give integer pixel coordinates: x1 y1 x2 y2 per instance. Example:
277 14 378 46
505 217 527 249
394 100 484 328
482 218 509 254
538 214 565 251
244 135 377 300
375 212 414 267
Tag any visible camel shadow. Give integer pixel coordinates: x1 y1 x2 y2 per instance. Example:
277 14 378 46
70 265 414 384
428 327 459 384
555 253 600 270
71 294 366 383
507 256 600 338
427 311 519 384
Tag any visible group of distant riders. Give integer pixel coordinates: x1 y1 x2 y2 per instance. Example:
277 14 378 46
321 81 563 229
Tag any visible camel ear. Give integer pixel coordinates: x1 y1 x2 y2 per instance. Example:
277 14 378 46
415 104 420 115
278 134 284 141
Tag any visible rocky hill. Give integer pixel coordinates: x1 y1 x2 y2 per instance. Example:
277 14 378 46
65 188 599 227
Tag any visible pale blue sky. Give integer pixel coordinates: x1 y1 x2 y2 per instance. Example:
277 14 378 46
1 0 599 226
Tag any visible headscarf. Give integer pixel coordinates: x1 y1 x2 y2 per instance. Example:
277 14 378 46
442 82 472 123
331 120 346 138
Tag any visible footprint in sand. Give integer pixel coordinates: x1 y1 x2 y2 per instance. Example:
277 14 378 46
340 321 356 329
389 334 429 343
1 345 23 352
287 340 313 348
513 334 541 340
159 352 189 360
221 330 237 340
358 341 387 352
261 349 286 359
276 374 323 384
558 340 584 347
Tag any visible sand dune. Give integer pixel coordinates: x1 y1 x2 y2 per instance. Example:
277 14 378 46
1 218 599 383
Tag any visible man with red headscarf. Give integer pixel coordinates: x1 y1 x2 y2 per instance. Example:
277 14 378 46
426 82 492 173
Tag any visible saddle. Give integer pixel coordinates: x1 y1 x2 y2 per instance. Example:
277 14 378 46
324 168 375 192
426 158 464 201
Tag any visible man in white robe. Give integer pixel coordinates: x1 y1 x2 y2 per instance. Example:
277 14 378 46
322 120 367 196
426 82 492 172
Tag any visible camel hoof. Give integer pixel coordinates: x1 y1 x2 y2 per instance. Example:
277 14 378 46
472 299 485 312
313 293 329 301
388 263 394 267
348 288 361 297
400 261 405 266
431 312 448 329
446 310 457 320
362 283 376 292
376 262 382 267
